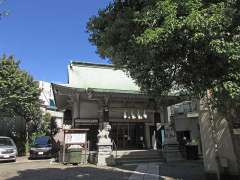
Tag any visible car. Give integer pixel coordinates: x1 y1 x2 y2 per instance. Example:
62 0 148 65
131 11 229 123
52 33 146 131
29 136 58 159
0 136 18 162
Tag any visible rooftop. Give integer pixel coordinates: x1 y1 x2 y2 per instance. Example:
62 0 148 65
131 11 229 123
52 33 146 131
68 61 141 92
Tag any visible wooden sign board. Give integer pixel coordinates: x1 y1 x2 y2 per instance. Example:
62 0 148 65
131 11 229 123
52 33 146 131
65 133 86 144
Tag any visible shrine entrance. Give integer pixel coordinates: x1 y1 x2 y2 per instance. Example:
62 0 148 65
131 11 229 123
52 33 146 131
110 122 145 150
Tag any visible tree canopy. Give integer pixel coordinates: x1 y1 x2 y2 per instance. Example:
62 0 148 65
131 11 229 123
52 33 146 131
0 0 9 19
87 0 240 103
0 55 41 123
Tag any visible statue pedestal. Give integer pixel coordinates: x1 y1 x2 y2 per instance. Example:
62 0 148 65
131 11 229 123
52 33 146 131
163 126 183 162
163 137 183 162
96 123 115 166
97 142 115 166
164 136 179 144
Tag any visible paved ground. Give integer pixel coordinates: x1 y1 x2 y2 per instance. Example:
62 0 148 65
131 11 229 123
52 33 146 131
0 158 205 180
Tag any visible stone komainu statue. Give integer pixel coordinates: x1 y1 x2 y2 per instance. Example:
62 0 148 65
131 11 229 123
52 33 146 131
97 124 112 144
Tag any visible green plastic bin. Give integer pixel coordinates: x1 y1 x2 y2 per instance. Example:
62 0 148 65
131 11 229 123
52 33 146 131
67 148 82 164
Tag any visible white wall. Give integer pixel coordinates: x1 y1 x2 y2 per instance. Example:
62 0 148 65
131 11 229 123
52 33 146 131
174 115 200 140
38 81 55 107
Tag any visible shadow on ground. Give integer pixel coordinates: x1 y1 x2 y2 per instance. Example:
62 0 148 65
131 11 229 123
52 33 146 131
157 161 205 180
6 166 133 180
0 160 15 164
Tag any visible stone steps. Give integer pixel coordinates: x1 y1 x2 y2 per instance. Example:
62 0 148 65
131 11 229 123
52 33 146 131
113 150 165 165
114 149 162 156
115 157 164 165
162 143 183 162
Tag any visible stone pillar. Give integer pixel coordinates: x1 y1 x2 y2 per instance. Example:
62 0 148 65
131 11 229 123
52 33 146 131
163 125 183 162
199 98 239 178
96 123 115 166
96 96 114 166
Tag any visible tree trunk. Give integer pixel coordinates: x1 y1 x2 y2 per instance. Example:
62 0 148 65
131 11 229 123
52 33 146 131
25 121 29 155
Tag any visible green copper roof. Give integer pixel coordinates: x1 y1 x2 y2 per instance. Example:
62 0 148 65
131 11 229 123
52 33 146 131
68 61 141 92
89 88 143 95
71 61 114 68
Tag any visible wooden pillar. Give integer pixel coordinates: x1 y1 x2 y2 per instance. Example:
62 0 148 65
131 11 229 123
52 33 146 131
103 105 109 122
72 93 80 128
103 96 110 123
98 97 110 130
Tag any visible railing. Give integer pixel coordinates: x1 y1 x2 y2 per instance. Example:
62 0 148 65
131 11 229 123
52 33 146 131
112 140 118 158
171 101 199 115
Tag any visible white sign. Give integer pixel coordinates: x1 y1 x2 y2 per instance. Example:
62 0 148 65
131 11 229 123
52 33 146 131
65 133 86 144
233 129 240 134
187 112 199 118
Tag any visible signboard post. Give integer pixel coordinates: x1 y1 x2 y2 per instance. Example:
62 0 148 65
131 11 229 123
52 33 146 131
62 128 89 164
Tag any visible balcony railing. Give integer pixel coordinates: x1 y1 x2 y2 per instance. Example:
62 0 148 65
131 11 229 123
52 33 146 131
171 101 199 117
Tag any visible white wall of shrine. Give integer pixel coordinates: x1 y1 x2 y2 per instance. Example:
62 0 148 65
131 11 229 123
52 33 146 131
71 99 162 123
70 97 168 149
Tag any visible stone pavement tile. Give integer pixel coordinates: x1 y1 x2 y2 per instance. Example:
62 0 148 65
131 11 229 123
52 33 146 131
158 161 205 180
128 161 204 180
128 163 160 180
144 163 160 180
146 163 159 174
128 164 146 180
129 174 144 180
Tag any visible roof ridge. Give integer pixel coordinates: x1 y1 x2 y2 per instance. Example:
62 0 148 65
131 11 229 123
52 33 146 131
70 61 114 68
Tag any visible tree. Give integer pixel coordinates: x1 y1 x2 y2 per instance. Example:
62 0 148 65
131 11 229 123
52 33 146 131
0 55 42 153
0 55 41 122
40 112 58 136
87 0 240 99
87 0 240 176
31 113 58 144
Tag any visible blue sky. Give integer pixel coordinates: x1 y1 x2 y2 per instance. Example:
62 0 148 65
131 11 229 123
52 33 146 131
0 0 111 83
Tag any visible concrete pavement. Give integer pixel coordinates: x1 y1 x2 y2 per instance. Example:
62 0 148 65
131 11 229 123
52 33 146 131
0 159 205 180
118 161 205 180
